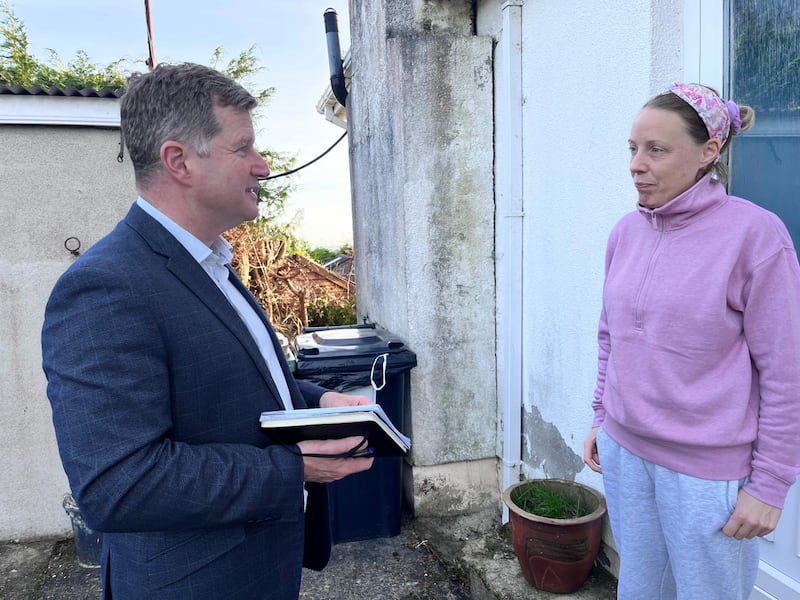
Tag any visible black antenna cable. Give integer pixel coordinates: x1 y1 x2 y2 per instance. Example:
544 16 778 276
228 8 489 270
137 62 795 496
259 130 347 181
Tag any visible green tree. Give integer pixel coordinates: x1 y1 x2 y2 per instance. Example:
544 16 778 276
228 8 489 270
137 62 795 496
0 1 128 89
309 243 353 265
309 247 337 264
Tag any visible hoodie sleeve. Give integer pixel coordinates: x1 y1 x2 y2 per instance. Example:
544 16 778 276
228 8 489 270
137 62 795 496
741 225 800 508
592 227 620 428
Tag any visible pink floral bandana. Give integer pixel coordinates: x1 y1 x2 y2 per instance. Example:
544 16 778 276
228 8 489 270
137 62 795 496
661 83 741 146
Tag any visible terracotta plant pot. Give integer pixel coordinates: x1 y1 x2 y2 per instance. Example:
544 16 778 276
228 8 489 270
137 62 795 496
502 479 606 594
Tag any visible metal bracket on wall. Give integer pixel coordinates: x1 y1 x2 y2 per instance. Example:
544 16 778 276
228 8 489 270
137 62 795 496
64 237 81 257
117 129 125 163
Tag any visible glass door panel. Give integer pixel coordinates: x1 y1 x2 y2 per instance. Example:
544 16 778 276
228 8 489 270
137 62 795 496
728 0 800 248
728 2 800 598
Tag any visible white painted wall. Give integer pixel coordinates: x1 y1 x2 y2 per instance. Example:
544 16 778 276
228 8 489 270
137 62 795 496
0 97 134 539
487 0 682 570
511 1 682 490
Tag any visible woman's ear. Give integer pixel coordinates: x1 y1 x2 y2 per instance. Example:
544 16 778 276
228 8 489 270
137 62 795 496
701 138 722 168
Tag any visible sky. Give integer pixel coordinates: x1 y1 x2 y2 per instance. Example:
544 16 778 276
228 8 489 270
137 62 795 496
9 0 353 249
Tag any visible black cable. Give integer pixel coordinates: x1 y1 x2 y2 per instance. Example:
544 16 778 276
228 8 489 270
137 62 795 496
259 130 348 181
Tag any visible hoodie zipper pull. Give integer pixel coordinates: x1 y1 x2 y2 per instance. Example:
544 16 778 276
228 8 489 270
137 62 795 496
650 211 659 230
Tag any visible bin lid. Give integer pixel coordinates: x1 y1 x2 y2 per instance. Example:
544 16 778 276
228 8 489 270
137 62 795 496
294 325 417 390
296 326 403 357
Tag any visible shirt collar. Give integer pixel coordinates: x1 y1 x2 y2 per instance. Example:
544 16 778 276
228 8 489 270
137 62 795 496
136 196 232 265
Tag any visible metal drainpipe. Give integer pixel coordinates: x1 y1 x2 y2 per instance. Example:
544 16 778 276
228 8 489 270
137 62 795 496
498 0 524 522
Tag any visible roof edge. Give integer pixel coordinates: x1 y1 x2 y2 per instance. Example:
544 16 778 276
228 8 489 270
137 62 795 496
0 94 121 127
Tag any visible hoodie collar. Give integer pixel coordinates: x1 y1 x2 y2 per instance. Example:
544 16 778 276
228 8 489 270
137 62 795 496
637 173 728 230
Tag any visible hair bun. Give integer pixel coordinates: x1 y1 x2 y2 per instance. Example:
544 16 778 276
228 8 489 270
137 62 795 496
725 100 742 135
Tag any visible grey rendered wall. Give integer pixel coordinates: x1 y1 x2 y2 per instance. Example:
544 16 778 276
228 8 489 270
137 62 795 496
1 124 134 538
348 0 499 514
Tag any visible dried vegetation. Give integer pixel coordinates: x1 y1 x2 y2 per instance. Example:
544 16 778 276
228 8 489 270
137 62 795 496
227 221 355 339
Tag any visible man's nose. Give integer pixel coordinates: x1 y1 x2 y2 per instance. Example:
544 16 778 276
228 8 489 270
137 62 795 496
253 152 270 178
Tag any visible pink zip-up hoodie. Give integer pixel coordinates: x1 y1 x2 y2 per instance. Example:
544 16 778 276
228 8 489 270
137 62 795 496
593 173 800 508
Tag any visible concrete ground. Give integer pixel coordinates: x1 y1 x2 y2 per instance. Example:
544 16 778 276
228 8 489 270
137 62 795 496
1 510 617 599
415 510 617 600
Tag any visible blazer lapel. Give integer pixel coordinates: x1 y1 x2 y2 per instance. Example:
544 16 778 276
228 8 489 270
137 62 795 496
226 265 307 409
125 204 289 411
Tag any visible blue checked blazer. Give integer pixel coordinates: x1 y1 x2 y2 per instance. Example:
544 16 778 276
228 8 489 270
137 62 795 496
42 203 330 599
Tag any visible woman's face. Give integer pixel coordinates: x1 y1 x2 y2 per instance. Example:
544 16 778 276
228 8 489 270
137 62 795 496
628 107 719 209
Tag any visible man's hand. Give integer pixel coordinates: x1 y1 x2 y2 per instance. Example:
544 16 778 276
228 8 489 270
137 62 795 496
583 427 602 474
301 391 374 482
299 436 374 483
722 489 782 539
319 390 372 408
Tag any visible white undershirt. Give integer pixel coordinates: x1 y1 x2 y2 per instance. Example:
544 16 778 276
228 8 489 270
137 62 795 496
202 247 293 411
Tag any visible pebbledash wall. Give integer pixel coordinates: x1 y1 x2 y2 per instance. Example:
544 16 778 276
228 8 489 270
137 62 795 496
344 0 684 570
0 90 134 538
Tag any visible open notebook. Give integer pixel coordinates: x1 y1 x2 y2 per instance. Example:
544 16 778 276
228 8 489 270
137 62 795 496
260 404 410 456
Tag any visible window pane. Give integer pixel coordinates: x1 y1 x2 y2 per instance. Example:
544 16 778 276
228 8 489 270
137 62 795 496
728 0 800 247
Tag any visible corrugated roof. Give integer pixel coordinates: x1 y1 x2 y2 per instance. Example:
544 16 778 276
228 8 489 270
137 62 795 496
0 84 124 98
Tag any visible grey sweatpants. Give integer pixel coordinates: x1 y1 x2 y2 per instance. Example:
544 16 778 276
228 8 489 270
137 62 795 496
597 429 759 600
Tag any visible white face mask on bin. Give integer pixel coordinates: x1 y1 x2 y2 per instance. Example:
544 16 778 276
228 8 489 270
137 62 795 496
371 353 389 392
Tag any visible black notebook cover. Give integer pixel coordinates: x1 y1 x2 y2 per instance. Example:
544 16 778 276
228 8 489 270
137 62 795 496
260 405 410 456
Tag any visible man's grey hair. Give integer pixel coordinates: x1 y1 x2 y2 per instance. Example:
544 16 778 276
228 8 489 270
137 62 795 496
120 62 258 186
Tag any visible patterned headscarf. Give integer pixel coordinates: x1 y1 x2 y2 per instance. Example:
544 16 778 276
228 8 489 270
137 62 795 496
661 83 741 146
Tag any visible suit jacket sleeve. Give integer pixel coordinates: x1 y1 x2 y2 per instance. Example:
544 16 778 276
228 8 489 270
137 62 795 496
297 379 326 408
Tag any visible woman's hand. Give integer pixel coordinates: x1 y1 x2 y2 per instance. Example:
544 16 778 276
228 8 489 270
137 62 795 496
583 427 602 474
722 489 782 539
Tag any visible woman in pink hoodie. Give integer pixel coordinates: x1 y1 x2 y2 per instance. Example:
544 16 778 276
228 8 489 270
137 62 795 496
584 84 800 599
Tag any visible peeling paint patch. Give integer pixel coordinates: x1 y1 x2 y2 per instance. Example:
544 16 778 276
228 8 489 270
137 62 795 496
521 404 583 479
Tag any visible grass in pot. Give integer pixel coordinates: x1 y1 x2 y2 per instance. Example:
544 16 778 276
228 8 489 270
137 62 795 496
502 478 606 594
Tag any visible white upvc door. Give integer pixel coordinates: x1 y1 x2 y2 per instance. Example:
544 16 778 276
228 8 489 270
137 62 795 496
688 1 800 598
753 483 800 599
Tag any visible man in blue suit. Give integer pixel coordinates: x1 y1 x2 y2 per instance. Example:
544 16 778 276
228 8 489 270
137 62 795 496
41 63 373 599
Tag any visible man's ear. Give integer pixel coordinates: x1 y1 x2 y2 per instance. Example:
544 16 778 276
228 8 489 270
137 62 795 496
161 141 192 186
